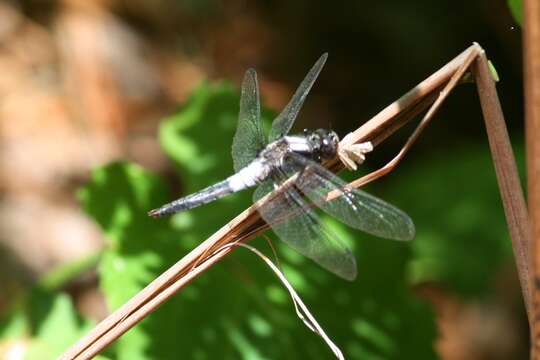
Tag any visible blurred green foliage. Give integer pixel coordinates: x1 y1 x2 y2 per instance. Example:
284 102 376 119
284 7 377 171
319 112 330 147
405 145 518 296
0 288 98 359
0 80 521 359
508 0 523 25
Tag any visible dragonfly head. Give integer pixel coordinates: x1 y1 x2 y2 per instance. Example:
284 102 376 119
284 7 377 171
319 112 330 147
308 129 340 160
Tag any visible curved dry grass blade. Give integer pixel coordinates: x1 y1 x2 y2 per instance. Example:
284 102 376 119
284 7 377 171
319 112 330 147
214 242 345 360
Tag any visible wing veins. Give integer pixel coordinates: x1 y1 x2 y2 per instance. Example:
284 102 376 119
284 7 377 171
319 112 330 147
232 69 266 172
268 54 328 142
254 167 356 280
286 153 415 241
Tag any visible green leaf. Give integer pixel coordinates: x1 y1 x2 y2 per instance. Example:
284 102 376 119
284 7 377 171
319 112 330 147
508 0 523 26
79 161 183 359
78 161 177 309
25 293 93 360
0 307 27 339
79 80 437 359
0 290 92 360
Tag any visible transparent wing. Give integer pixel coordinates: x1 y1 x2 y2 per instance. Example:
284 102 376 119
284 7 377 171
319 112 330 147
254 176 357 281
267 53 328 142
286 153 415 241
232 69 267 172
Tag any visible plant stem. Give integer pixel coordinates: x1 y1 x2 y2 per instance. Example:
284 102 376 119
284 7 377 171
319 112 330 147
524 0 540 356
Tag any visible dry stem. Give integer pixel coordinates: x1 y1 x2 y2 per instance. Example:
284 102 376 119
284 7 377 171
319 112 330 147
524 0 540 355
474 50 531 315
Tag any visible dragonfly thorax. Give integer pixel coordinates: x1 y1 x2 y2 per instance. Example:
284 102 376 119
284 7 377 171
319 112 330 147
260 129 339 168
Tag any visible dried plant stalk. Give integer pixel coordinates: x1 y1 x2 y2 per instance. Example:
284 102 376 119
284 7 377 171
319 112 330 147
473 50 531 315
60 43 527 359
524 0 540 355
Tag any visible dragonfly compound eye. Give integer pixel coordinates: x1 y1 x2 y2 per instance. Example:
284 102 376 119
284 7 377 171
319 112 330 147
318 132 338 159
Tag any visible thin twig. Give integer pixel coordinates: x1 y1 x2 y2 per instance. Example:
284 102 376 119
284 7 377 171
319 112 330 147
61 44 507 360
524 0 540 355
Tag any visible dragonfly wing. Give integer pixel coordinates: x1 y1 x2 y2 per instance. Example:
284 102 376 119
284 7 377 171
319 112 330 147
267 54 328 142
232 69 267 173
286 153 415 241
253 176 357 281
253 179 275 203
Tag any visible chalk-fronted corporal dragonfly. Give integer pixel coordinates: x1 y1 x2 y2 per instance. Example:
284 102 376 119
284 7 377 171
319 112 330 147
149 54 414 280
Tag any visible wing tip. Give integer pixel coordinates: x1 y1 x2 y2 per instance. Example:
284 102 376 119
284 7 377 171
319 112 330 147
382 214 416 241
318 52 329 66
399 216 416 241
245 68 258 78
334 251 357 281
341 268 357 282
380 206 416 241
241 68 259 90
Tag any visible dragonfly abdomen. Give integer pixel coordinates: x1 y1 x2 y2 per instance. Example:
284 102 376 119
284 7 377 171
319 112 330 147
148 178 235 217
148 160 269 218
229 159 269 191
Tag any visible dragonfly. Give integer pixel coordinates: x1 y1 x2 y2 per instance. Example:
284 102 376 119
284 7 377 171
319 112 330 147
149 53 415 280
